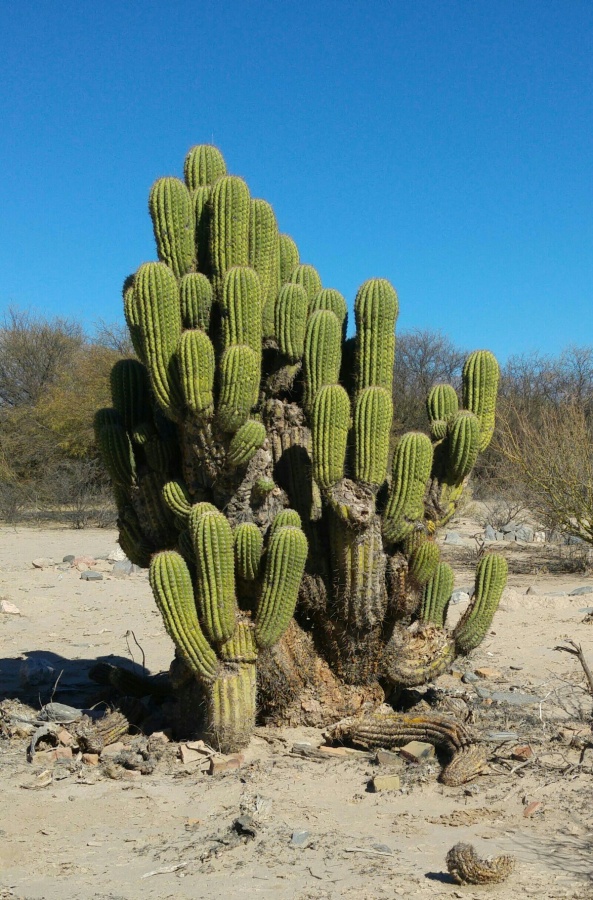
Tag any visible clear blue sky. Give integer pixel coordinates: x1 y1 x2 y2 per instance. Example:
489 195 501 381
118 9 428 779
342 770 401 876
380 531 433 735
1 1 591 361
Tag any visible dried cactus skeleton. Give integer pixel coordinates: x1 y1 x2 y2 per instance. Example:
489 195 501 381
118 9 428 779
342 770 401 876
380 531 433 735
95 144 507 756
446 842 515 885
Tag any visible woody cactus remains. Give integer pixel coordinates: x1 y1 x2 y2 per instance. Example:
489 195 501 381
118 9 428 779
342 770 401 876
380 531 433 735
95 144 506 759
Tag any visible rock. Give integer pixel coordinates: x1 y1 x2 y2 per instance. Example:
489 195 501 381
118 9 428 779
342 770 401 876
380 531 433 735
495 531 505 541
56 563 71 572
233 815 257 838
19 656 56 686
57 729 75 746
570 586 593 596
81 570 103 581
474 667 502 680
462 671 479 684
370 774 401 792
525 586 538 595
73 556 96 568
82 753 100 765
490 691 543 706
523 800 542 818
444 532 463 545
484 525 496 541
130 564 145 575
375 749 404 765
317 745 349 757
112 559 133 577
32 557 55 568
547 591 567 597
450 590 470 605
209 753 244 775
107 547 127 562
515 525 534 542
579 607 593 614
511 745 533 761
290 829 311 847
0 598 21 615
100 742 126 758
39 702 82 723
501 523 517 534
92 559 113 574
399 741 435 763
62 555 75 563
565 535 585 546
482 731 519 741
533 531 546 543
179 744 209 766
55 746 73 761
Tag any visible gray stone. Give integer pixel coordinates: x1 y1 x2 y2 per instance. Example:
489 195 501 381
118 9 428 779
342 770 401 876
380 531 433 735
19 656 56 687
39 702 82 724
107 547 127 562
515 525 534 542
112 559 133 577
450 590 470 605
130 564 145 574
565 535 585 546
526 586 538 595
533 531 546 543
579 607 593 614
501 523 517 534
462 671 479 684
62 555 75 563
483 731 519 741
81 570 103 581
444 531 463 545
56 563 71 571
547 591 567 597
569 586 593 596
484 525 496 541
490 691 543 706
495 531 505 541
290 829 311 847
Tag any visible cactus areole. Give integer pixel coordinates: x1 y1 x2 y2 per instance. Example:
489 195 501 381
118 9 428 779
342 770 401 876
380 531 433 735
96 145 506 753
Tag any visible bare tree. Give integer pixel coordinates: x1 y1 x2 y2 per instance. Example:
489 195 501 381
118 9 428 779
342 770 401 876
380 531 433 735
0 308 84 407
496 400 593 545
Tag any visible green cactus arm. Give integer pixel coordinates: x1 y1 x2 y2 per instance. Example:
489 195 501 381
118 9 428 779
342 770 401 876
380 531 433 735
133 262 183 420
148 177 195 278
179 273 213 330
446 411 481 485
353 386 393 486
178 329 215 420
138 471 177 543
310 288 348 332
233 523 264 581
110 359 152 434
209 175 250 298
303 309 342 412
453 554 508 654
408 539 440 585
279 233 299 284
94 409 136 489
249 198 280 338
427 384 459 440
312 384 351 490
275 283 308 361
149 551 219 683
191 185 213 275
162 479 192 525
183 144 227 189
219 620 258 662
217 344 260 432
227 419 267 468
192 510 238 644
383 431 433 542
221 266 263 354
288 263 322 303
354 279 399 392
462 350 500 451
270 508 302 533
255 524 308 648
419 562 455 627
122 274 145 361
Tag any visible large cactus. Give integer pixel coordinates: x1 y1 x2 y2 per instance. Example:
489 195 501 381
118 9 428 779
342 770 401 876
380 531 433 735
96 145 506 756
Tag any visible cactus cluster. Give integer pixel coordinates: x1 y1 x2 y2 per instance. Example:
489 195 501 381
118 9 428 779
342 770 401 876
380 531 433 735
96 144 506 753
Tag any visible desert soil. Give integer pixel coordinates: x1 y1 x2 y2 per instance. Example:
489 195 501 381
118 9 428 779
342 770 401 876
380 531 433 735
1 513 593 900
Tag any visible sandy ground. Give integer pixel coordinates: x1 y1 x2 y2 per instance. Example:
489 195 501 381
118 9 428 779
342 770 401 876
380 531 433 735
1 517 593 900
